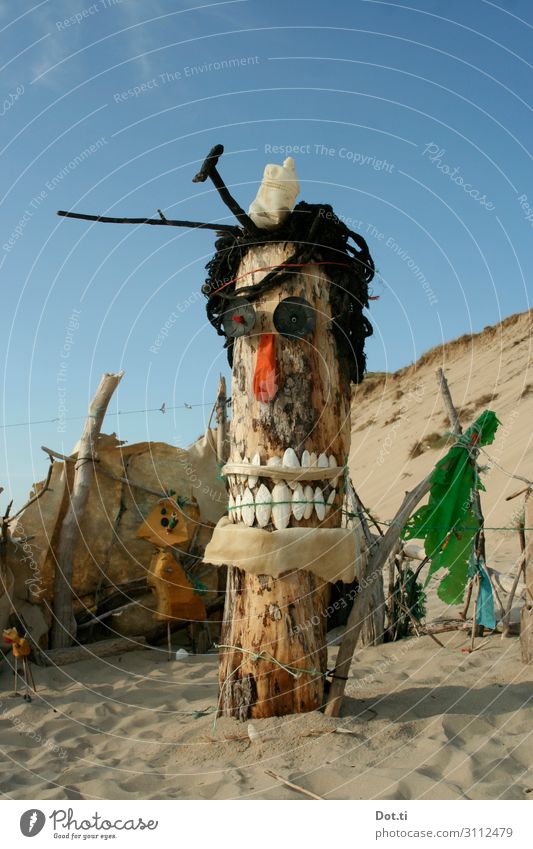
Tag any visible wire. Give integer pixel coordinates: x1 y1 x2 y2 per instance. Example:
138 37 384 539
0 401 219 430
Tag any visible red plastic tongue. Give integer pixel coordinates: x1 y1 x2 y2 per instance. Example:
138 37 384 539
253 333 277 402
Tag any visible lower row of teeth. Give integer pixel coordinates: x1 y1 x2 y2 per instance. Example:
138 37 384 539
228 482 337 529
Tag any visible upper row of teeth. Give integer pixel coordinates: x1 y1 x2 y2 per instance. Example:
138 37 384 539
227 448 340 489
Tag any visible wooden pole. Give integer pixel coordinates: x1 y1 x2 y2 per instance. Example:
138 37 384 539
215 375 227 465
325 474 431 716
51 371 124 649
436 367 462 436
520 492 533 663
218 244 351 718
436 366 486 643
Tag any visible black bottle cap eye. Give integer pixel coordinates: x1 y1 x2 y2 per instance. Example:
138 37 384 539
273 297 316 338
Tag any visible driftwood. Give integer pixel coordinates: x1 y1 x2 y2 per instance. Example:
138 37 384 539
324 474 431 716
57 209 239 234
264 769 324 800
6 459 55 525
51 371 124 649
40 635 147 667
215 375 228 465
436 368 485 641
501 552 526 639
436 367 462 436
520 492 533 663
218 243 351 718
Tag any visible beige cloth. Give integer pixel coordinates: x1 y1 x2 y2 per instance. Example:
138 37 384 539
203 516 366 583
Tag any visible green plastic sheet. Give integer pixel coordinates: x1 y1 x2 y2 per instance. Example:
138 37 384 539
402 410 500 605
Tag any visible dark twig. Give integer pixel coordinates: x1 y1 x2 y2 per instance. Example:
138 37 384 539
192 144 259 234
57 210 240 234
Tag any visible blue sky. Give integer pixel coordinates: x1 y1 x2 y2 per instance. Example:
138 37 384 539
1 0 531 507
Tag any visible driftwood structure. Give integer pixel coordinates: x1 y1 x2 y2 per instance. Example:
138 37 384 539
1 421 227 655
52 371 123 648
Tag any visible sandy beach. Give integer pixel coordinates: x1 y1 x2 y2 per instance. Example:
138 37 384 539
1 626 532 800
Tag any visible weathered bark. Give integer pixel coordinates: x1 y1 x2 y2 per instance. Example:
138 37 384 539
520 492 533 663
51 371 124 649
219 243 352 718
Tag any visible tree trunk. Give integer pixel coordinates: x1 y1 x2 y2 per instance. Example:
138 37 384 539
51 371 124 649
219 243 352 718
520 492 533 663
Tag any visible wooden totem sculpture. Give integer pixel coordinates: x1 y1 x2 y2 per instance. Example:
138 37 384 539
201 150 375 718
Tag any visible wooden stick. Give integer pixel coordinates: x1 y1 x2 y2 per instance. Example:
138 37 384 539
505 484 532 502
436 367 462 437
40 635 147 666
7 459 54 524
485 566 505 621
460 577 474 620
501 552 526 639
51 371 124 649
324 474 431 717
471 572 480 650
215 375 228 465
57 209 239 234
520 492 533 663
425 622 469 634
264 769 324 800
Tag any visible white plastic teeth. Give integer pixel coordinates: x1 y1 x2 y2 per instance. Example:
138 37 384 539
304 485 314 519
271 482 290 530
267 455 282 467
292 483 306 521
241 486 255 527
326 489 336 515
240 456 249 485
317 452 329 469
309 452 317 467
283 447 300 490
301 449 311 468
228 492 236 523
255 484 272 527
329 454 340 487
248 452 261 488
231 451 242 488
314 487 326 521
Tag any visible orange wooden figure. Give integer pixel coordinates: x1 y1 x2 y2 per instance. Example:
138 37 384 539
2 627 36 699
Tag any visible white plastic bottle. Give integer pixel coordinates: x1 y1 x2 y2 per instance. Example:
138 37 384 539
248 156 300 230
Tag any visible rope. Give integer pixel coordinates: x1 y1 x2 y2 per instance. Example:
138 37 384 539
216 644 320 679
341 511 532 532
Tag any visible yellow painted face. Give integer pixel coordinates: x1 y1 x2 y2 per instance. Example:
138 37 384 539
136 497 199 549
